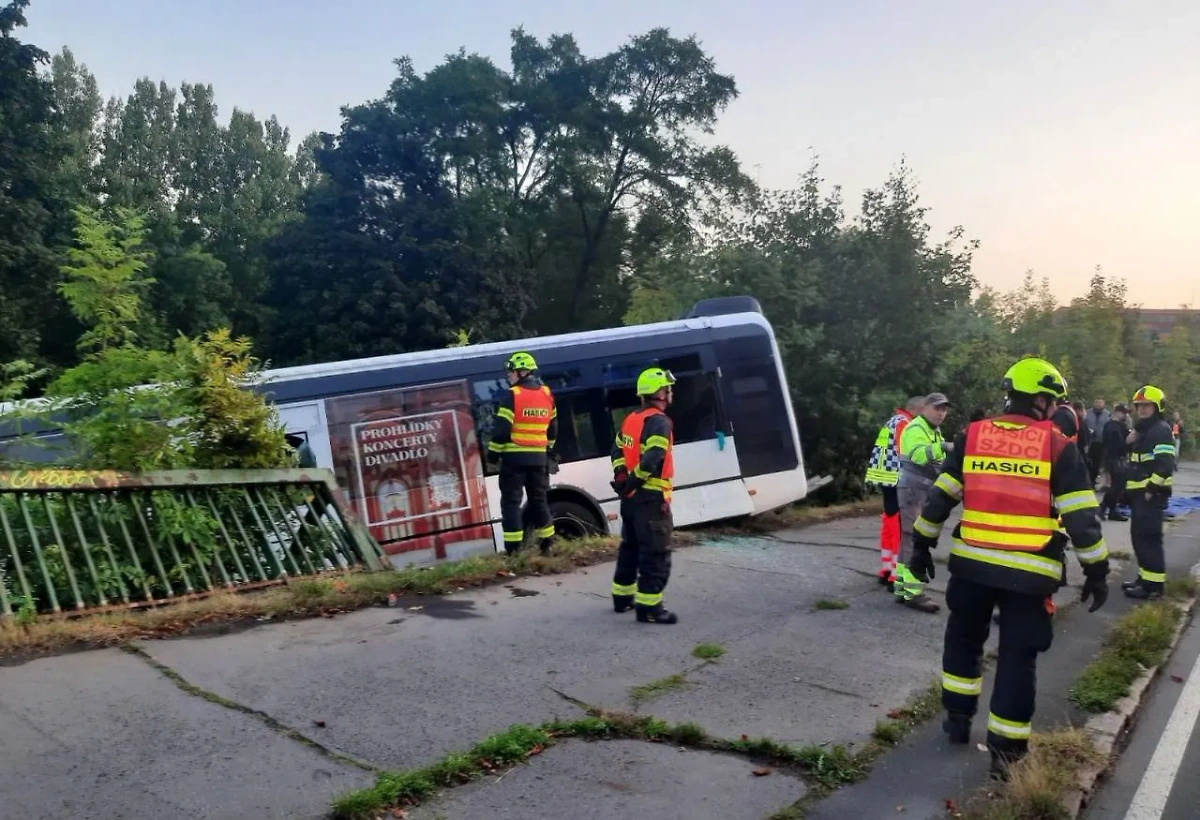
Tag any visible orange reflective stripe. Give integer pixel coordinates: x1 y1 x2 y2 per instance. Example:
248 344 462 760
960 417 1057 553
509 385 554 450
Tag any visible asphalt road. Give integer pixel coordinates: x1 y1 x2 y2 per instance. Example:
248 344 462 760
2 463 1197 820
1085 485 1200 819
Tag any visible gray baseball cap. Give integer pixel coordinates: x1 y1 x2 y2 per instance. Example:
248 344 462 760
925 392 952 407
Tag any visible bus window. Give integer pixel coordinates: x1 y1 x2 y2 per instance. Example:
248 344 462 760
605 386 640 434
724 364 798 476
668 372 721 444
552 391 605 463
471 377 508 475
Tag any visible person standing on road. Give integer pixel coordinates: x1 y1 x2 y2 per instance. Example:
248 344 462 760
1122 386 1177 600
1072 401 1093 482
864 396 926 590
910 357 1109 780
1173 411 1185 460
1086 398 1111 484
487 352 558 556
1100 404 1131 521
1051 398 1080 442
610 367 679 625
894 393 953 613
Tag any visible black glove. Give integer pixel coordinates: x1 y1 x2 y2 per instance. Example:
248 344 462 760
547 455 560 475
909 540 936 582
610 468 629 496
1081 560 1110 613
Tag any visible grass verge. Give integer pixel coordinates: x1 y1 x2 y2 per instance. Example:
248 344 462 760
0 535 619 661
331 710 868 820
1069 599 1184 713
959 728 1103 820
691 642 727 661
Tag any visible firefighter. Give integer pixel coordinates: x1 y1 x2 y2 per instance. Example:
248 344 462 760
864 396 927 589
487 352 558 555
610 367 678 625
910 357 1109 780
1122 385 1176 600
894 392 953 612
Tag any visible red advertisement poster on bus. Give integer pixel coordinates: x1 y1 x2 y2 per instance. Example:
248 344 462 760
324 380 493 564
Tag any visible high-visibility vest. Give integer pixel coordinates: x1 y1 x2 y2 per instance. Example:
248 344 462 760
507 385 555 454
959 417 1059 552
865 410 912 487
619 407 674 499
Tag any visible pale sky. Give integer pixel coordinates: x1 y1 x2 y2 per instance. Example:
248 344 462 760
22 0 1200 308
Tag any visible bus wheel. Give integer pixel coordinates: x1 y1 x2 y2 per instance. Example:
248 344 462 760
549 500 603 540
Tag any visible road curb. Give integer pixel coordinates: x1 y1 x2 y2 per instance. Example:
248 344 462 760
1068 593 1198 817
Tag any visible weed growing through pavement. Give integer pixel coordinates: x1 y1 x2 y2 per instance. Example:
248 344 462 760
330 710 875 820
692 642 727 661
629 672 690 705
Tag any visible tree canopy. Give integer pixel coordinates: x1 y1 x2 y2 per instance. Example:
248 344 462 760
0 2 1196 492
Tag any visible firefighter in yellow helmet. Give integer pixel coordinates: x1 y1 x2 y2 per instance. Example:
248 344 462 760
487 352 558 555
910 357 1109 780
610 367 678 624
1122 385 1176 600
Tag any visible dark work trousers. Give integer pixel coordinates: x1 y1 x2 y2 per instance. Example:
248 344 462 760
498 463 551 554
1102 461 1126 514
882 486 900 517
1130 492 1167 591
612 494 674 609
1088 443 1105 486
941 575 1054 759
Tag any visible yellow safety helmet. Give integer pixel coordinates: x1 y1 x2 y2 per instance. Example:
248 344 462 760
1131 385 1165 411
505 351 538 372
636 367 676 397
1002 357 1068 400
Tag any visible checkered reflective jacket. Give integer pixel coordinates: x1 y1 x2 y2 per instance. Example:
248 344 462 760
865 410 913 487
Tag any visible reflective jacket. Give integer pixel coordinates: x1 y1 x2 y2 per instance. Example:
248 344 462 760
914 413 1107 598
865 409 914 487
611 406 674 501
899 415 948 482
488 376 557 467
1127 414 1175 497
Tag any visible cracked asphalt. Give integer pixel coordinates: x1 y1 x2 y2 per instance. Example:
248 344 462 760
2 482 1178 820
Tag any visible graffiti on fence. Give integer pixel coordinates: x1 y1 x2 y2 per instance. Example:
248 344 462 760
0 469 125 491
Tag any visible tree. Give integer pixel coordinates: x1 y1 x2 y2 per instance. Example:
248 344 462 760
0 0 64 366
58 207 156 353
47 46 102 204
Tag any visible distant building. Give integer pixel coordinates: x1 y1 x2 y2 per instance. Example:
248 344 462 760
1132 309 1200 339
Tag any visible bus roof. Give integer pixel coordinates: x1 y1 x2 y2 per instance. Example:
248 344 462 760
259 311 771 386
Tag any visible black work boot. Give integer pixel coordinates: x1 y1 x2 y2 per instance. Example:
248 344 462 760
1107 510 1129 522
1121 577 1141 591
636 604 679 625
612 594 634 613
1125 584 1163 601
943 712 972 745
988 748 1026 782
539 538 554 557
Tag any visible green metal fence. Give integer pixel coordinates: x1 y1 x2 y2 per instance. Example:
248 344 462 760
0 468 386 618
